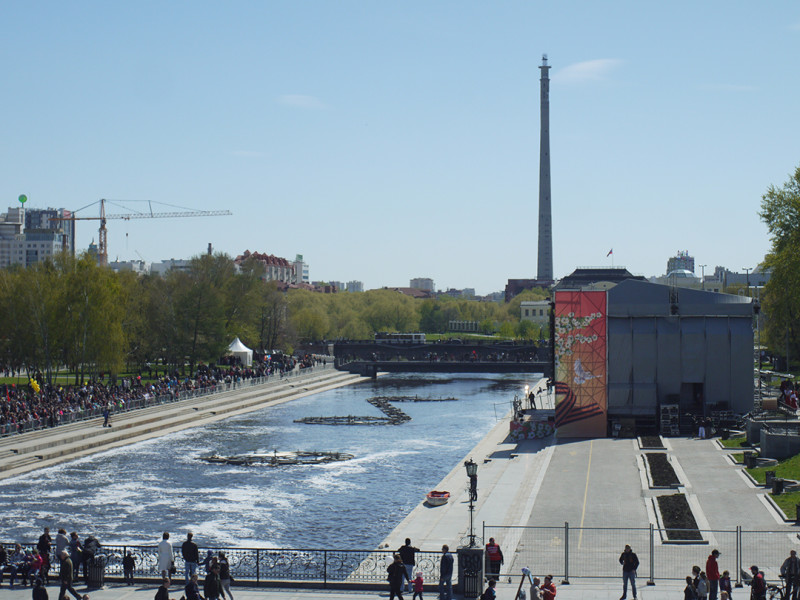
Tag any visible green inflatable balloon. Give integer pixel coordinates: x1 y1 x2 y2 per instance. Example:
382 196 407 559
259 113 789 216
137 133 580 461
18 194 27 205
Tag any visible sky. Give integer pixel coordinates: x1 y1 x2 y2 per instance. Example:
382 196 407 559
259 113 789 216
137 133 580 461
1 2 798 295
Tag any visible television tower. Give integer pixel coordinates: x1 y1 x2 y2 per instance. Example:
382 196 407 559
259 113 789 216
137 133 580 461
537 54 553 282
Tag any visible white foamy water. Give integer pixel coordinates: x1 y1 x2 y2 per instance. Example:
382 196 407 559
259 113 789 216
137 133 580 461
0 372 540 549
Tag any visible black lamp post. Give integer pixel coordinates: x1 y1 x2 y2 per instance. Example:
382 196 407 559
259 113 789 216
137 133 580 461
464 458 478 547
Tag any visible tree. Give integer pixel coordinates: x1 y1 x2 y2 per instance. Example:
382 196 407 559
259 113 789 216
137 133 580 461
759 164 800 365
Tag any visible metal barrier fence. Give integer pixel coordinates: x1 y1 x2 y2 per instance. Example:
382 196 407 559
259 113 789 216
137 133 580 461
485 524 798 583
0 544 441 587
0 364 330 439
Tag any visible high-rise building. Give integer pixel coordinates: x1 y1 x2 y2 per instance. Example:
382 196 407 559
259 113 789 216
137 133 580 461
346 280 363 293
537 54 553 283
294 254 309 284
25 207 75 255
0 205 67 268
666 251 695 274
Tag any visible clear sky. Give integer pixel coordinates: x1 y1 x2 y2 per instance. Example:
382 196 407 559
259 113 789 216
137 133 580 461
1 2 798 295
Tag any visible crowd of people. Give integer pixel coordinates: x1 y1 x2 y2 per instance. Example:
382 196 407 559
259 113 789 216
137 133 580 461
0 352 312 436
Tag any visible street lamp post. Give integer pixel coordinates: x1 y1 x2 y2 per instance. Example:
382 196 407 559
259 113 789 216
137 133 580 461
464 459 478 547
743 267 751 297
699 264 707 291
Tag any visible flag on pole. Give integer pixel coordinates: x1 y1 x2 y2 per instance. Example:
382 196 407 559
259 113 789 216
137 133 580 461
607 248 613 257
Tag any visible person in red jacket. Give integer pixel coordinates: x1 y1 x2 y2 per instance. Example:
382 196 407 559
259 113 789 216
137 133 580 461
485 538 504 581
706 549 721 600
541 574 556 600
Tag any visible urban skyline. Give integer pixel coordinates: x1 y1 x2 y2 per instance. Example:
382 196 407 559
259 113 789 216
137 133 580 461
2 2 795 294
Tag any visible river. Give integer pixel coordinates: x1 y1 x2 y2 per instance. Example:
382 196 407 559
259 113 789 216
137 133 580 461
0 372 540 549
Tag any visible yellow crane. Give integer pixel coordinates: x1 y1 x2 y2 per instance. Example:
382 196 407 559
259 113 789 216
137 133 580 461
50 199 233 266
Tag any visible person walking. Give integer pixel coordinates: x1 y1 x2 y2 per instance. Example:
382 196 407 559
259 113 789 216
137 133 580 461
398 538 419 594
619 544 639 600
181 532 199 585
485 538 504 581
438 545 453 600
782 550 800 600
58 550 82 600
706 549 721 600
388 553 410 600
157 532 174 578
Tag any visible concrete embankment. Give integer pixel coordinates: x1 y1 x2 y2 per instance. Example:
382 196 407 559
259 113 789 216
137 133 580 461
0 367 365 481
378 377 554 551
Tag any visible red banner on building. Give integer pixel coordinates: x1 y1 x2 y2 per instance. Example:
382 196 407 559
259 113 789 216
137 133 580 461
554 290 607 437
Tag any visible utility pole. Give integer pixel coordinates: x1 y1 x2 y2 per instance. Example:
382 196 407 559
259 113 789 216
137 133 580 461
743 267 751 297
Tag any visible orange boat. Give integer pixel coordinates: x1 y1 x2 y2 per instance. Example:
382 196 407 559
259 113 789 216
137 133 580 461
426 490 450 506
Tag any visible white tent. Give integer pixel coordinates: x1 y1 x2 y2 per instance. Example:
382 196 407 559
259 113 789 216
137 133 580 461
226 337 253 367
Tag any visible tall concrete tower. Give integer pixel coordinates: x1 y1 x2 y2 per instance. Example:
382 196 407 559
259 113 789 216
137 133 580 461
537 54 553 282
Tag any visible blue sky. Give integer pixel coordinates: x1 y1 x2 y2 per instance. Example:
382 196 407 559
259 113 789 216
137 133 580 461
1 2 798 295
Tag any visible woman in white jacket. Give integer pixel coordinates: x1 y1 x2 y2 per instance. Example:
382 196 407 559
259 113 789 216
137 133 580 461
157 532 175 577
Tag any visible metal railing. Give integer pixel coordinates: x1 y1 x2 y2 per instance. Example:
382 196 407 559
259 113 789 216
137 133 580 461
0 364 331 439
1 544 440 587
485 523 797 584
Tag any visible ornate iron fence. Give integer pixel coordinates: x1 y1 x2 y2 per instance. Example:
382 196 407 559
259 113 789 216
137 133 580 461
1 543 441 587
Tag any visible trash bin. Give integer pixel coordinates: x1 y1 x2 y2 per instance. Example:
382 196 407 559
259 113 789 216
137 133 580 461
766 471 776 486
773 478 785 495
86 556 105 589
744 453 757 468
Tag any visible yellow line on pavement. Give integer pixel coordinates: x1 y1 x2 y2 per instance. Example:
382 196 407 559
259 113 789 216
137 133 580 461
578 439 593 549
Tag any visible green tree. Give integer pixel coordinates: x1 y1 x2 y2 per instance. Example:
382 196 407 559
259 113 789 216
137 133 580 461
760 164 800 364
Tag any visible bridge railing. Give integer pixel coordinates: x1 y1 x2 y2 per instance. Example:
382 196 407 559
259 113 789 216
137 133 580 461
5 544 442 587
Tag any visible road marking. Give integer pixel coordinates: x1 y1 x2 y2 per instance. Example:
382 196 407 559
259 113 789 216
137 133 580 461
578 439 593 548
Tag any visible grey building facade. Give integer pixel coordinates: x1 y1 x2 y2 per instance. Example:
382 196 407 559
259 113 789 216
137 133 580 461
606 280 754 428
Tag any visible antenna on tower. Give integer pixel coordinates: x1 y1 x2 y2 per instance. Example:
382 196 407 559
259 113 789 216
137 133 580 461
542 54 548 65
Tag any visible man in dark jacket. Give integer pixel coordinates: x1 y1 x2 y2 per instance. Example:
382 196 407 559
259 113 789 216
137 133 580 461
387 553 410 600
37 527 52 584
439 544 454 600
182 532 200 585
619 544 639 600
397 538 419 593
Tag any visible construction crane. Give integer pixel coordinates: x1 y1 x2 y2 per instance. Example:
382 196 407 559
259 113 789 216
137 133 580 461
50 199 233 267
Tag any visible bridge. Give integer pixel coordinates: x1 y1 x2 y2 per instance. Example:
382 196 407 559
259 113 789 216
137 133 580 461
333 340 553 377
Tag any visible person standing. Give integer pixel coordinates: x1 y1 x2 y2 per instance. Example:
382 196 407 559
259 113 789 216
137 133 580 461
706 549 721 600
684 576 698 600
181 532 199 585
750 565 766 600
485 538 504 581
619 544 639 600
184 572 202 600
218 551 233 600
122 551 135 585
68 533 82 580
157 533 174 578
438 545 453 600
58 550 82 600
203 563 223 600
782 550 800 600
387 553 410 600
54 529 69 561
37 527 52 585
398 538 419 593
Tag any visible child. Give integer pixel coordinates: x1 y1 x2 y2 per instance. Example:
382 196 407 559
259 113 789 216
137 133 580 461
684 576 697 600
412 571 424 600
481 579 497 600
720 569 732 599
696 571 708 600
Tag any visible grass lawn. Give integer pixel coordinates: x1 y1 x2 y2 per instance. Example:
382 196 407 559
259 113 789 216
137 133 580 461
746 452 800 484
720 437 748 449
770 490 800 519
731 453 744 464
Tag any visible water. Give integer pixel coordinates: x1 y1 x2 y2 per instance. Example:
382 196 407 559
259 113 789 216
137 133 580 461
0 372 539 549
